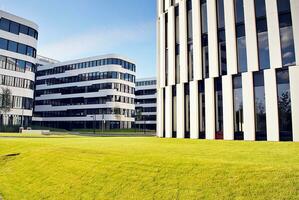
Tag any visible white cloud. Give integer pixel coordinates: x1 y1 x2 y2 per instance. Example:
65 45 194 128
38 22 154 61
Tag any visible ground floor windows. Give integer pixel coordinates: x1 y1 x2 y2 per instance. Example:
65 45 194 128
198 81 205 139
233 75 244 140
253 71 267 140
276 69 292 141
172 86 177 138
215 78 223 139
184 83 190 138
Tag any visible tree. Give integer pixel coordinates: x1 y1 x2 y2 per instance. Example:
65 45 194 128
0 87 12 126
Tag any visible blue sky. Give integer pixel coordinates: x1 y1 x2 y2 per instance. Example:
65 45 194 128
0 0 157 78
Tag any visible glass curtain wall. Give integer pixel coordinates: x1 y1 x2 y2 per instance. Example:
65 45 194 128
233 75 244 140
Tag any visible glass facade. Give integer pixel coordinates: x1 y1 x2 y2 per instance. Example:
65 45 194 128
277 0 296 67
253 71 267 140
215 78 223 139
199 81 205 139
217 0 227 75
201 0 209 78
255 0 270 70
276 69 293 141
187 0 193 81
175 5 180 84
233 75 244 140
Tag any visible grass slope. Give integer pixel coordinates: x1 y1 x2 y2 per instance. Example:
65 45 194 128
0 135 298 200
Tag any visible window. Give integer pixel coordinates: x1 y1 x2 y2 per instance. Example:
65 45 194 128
236 25 247 72
217 0 225 29
0 38 7 49
215 78 223 139
201 0 209 78
199 81 205 138
218 30 227 75
256 19 270 69
28 28 35 37
0 55 6 69
17 43 27 54
277 0 295 66
253 71 267 140
0 18 10 31
20 24 28 35
276 69 292 141
16 60 26 72
26 46 34 57
233 75 244 140
8 41 17 52
184 83 190 138
9 21 19 34
235 0 245 23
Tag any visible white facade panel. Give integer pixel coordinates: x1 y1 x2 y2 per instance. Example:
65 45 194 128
222 75 234 140
176 83 185 138
189 80 199 139
165 86 173 137
179 0 188 83
289 66 299 141
205 78 215 140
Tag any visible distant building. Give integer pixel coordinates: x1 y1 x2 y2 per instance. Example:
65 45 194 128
157 0 299 141
135 77 156 130
0 10 38 127
33 54 136 130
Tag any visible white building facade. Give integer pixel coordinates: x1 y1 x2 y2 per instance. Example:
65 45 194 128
0 10 38 127
135 78 157 130
157 0 299 141
33 54 136 130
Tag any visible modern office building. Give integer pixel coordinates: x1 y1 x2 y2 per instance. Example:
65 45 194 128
135 77 157 130
0 10 38 127
33 54 136 130
157 0 299 141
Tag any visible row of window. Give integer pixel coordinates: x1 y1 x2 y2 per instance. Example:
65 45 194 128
164 0 296 85
10 96 33 110
136 99 156 104
0 18 38 39
135 107 156 113
36 71 135 86
35 95 135 107
135 115 157 121
135 89 156 96
36 58 136 77
166 67 293 141
136 80 157 86
35 108 135 118
35 82 135 97
0 55 36 72
0 37 37 58
0 74 34 89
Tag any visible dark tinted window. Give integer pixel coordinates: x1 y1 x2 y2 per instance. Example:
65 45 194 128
217 0 225 28
9 21 19 34
235 0 245 23
17 43 26 54
28 28 35 37
277 0 291 13
255 0 267 18
8 41 17 52
20 24 28 35
26 46 34 57
0 18 10 31
0 38 7 49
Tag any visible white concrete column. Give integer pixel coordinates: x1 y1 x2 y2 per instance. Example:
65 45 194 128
179 0 188 83
192 0 202 80
156 19 161 88
156 88 164 137
290 0 299 65
242 72 256 141
165 86 173 138
207 0 219 78
222 75 234 140
158 0 163 15
205 78 215 139
289 66 299 142
190 80 199 139
244 0 259 72
265 0 282 69
264 69 279 141
176 83 185 138
224 0 238 75
159 14 166 88
168 6 176 85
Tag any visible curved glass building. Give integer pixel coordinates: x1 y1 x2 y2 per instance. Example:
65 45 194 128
0 10 38 127
157 0 299 141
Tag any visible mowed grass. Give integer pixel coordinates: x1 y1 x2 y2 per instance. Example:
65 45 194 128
0 135 298 200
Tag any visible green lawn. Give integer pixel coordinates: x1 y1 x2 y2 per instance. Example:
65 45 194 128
0 134 298 200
